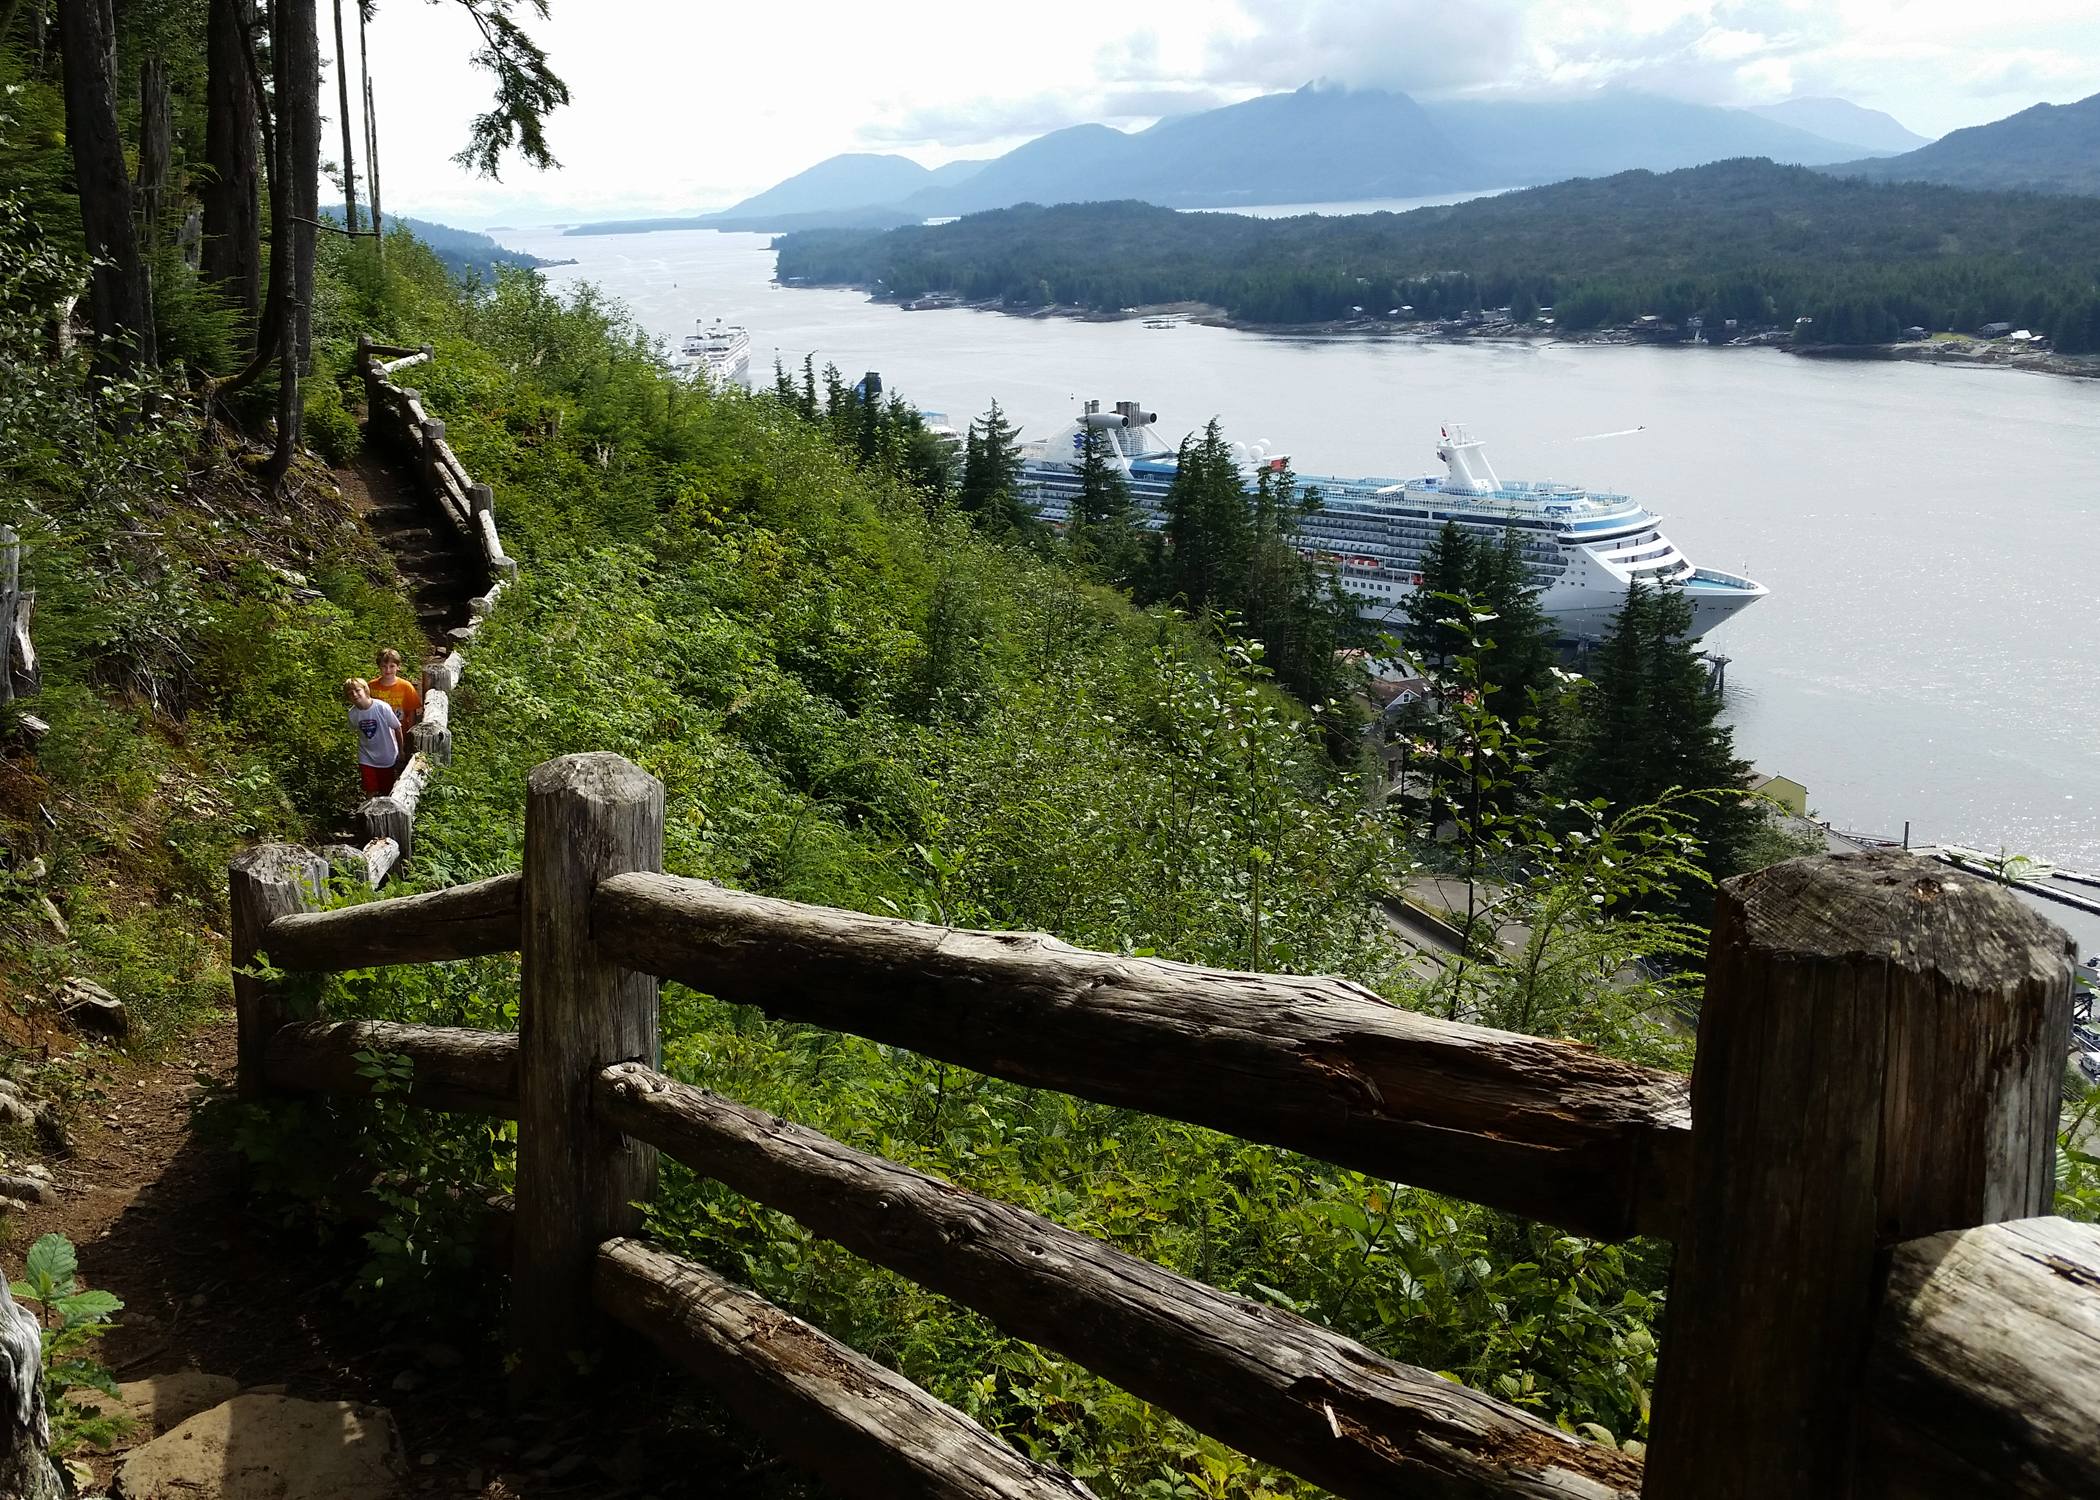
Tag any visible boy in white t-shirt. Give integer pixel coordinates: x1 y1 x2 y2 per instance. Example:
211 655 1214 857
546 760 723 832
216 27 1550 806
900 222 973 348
344 677 404 796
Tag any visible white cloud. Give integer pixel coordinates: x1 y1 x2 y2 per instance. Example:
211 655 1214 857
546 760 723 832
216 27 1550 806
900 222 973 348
1200 0 1527 93
351 0 2100 225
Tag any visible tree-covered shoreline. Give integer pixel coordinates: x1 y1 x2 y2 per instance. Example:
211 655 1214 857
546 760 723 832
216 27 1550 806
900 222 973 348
775 159 2100 351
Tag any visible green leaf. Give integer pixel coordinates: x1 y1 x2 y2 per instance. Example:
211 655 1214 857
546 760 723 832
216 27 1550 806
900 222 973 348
26 1233 78 1297
53 1289 123 1322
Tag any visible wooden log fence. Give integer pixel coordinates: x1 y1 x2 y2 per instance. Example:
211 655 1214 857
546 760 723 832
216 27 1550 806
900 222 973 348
347 335 523 887
231 751 2097 1500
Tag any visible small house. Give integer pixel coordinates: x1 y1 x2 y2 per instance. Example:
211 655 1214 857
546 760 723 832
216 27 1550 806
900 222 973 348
1747 772 1808 818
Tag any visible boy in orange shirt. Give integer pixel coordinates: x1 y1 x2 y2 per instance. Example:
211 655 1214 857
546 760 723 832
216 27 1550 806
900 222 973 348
368 649 422 769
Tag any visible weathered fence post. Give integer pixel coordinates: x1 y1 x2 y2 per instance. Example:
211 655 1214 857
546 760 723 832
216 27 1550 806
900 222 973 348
230 844 329 1102
512 753 664 1394
1644 850 2074 1498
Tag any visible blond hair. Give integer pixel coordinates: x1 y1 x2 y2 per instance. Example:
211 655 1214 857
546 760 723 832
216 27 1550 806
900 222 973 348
343 677 371 703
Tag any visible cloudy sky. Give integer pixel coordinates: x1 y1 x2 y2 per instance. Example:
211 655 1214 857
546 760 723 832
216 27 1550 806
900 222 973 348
353 0 2100 224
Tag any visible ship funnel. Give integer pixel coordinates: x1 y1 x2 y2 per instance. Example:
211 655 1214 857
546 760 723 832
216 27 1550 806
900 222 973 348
1436 423 1501 494
1082 412 1129 428
1114 401 1157 425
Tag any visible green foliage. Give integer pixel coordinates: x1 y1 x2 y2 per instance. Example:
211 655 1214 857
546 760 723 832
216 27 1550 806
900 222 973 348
1557 582 1760 889
959 399 1027 534
1400 526 1559 710
215 238 1715 1484
777 162 2100 348
11 1233 131 1455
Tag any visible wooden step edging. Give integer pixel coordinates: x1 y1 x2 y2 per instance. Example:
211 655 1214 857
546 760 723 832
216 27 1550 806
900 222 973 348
351 335 524 884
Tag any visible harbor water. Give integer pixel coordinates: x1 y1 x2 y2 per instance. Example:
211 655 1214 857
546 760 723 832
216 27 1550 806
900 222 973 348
492 226 2100 946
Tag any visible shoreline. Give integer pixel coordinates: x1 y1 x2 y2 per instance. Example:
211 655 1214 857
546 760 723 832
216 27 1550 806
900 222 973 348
796 285 2100 381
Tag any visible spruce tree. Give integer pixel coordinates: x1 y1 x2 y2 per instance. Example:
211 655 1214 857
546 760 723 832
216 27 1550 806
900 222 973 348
1156 419 1253 615
1561 581 1759 885
1071 423 1139 582
959 400 1028 534
1401 523 1559 711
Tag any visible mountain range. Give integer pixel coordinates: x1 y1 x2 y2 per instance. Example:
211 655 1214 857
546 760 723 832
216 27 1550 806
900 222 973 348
1824 91 2100 197
564 85 1920 235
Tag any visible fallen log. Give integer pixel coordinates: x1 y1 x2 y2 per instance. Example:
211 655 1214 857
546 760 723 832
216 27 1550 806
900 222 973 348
595 1238 1096 1500
590 875 1690 1241
597 1063 1642 1500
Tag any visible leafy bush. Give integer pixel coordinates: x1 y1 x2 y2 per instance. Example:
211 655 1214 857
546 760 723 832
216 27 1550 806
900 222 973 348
11 1233 130 1455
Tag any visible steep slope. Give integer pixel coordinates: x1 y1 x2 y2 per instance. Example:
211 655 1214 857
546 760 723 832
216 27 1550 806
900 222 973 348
715 152 983 220
1421 92 1872 184
1740 97 1929 153
899 123 1146 216
1824 91 2100 195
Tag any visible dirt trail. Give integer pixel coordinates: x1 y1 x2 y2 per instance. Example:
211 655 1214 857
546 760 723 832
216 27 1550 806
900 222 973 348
0 442 770 1497
336 450 484 656
4 1021 759 1497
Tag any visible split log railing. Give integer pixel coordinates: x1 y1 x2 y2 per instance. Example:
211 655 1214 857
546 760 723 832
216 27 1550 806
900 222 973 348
340 336 518 889
230 751 2100 1500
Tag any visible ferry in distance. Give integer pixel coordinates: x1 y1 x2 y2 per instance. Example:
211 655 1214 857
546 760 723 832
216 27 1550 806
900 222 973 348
668 317 751 389
1019 405 1767 639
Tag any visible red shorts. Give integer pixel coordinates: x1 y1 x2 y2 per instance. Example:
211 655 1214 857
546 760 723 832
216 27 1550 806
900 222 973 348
360 762 402 797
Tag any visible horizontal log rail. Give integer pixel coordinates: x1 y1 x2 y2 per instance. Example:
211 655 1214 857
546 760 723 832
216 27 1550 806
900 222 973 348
233 748 2089 1497
261 871 520 970
596 1062 1643 1500
596 1239 1095 1500
591 873 1691 1242
267 1019 517 1117
1859 1216 2100 1498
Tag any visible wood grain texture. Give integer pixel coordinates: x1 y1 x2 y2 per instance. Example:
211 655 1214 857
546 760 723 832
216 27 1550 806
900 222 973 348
263 871 521 970
424 651 465 695
268 1019 517 1116
1859 1216 2100 1499
595 1239 1095 1500
512 754 664 1393
589 874 1690 1241
596 1063 1641 1500
407 687 451 764
1644 851 2074 1500
230 844 328 1102
359 751 431 857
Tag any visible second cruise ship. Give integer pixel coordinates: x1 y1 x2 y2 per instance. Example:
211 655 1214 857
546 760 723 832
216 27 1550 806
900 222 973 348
1020 403 1766 639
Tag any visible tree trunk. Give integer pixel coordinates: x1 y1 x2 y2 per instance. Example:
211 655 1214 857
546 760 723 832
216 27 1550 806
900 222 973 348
203 0 262 345
280 0 320 375
330 0 358 234
0 1278 61 1500
55 0 154 372
359 3 381 249
138 54 172 255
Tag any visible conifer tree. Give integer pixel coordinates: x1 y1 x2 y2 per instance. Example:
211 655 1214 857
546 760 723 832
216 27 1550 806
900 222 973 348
1401 522 1559 711
1156 419 1253 615
1069 423 1139 580
1560 580 1758 886
958 400 1027 533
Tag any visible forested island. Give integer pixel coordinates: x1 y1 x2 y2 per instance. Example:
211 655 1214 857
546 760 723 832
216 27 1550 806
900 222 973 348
776 159 2100 351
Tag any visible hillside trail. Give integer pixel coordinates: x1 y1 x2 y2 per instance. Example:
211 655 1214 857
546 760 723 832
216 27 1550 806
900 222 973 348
0 444 765 1497
334 448 482 653
8 1022 751 1497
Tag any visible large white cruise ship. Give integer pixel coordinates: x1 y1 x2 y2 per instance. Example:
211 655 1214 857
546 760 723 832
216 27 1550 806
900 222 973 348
1020 404 1766 640
668 318 751 389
